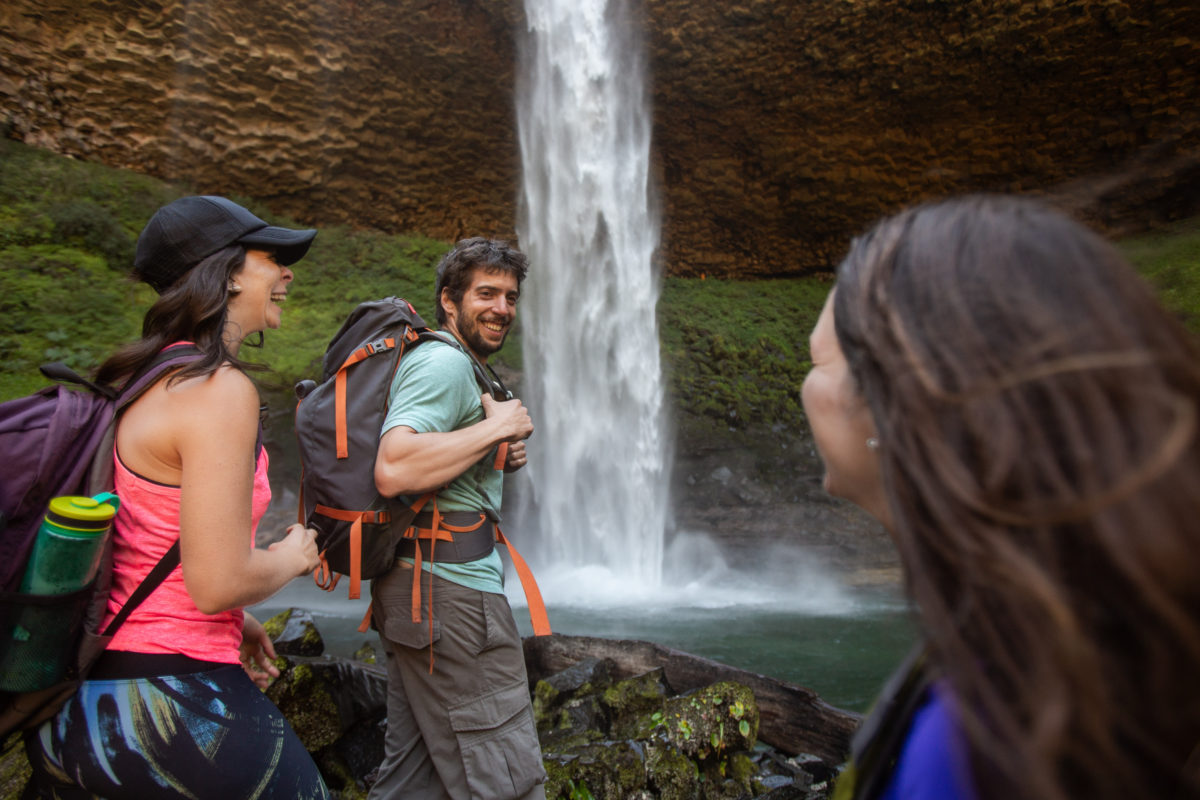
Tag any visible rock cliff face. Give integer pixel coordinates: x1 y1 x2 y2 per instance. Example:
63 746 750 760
1 0 524 241
2 0 1197 277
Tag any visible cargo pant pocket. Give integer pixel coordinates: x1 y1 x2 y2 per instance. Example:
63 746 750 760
375 565 442 650
380 611 442 651
448 680 546 800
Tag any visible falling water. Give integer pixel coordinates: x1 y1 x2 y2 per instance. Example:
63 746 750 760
514 0 667 590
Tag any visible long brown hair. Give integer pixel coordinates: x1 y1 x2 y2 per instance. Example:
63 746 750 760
834 195 1200 799
96 245 265 387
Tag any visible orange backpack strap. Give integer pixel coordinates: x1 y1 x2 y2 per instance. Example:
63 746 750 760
495 524 551 636
313 553 341 592
310 505 391 599
493 441 508 471
356 605 373 633
335 338 396 458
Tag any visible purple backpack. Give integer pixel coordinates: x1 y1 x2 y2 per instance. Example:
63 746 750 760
0 344 201 734
0 346 201 592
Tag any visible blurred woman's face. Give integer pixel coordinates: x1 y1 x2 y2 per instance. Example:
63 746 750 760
801 290 890 527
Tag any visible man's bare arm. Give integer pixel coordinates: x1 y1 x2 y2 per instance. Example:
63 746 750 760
374 394 533 496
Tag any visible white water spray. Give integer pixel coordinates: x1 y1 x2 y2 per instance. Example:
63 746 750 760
514 0 668 591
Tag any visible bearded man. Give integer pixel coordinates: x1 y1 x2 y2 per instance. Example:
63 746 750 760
368 238 545 800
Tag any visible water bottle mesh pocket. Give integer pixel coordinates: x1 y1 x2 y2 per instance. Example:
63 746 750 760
0 586 90 692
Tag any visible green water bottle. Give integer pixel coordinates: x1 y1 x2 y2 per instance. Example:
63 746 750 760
19 493 121 595
0 493 121 693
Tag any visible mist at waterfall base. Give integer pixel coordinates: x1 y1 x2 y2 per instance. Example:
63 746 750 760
507 529 915 713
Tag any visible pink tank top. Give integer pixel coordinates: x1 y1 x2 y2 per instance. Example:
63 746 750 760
103 446 272 662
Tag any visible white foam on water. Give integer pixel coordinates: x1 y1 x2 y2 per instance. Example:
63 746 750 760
505 531 897 617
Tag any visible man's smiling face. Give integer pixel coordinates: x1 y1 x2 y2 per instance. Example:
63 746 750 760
442 266 520 362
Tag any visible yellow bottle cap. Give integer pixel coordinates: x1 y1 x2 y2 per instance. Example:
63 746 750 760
47 495 119 525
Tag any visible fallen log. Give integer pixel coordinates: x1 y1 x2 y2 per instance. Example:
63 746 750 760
523 633 861 765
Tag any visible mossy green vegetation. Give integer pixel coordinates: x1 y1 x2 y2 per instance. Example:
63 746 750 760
1 138 1197 434
0 138 468 399
659 274 832 430
1117 215 1200 329
0 138 177 398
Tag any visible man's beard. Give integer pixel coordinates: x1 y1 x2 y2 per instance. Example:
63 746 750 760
457 313 506 358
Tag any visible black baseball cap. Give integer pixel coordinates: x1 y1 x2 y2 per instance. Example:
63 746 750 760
133 195 317 293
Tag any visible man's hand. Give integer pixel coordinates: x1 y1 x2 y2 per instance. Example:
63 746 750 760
503 440 528 472
481 394 534 442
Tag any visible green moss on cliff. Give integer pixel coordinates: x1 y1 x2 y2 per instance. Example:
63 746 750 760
1118 216 1200 328
659 275 832 430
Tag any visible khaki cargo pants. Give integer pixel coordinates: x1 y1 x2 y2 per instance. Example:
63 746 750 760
367 564 547 800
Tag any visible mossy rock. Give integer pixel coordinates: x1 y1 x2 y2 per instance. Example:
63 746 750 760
532 678 561 725
645 740 701 800
725 751 757 784
661 681 759 762
0 734 31 800
601 667 669 738
265 660 342 751
538 694 608 752
351 642 377 664
263 608 325 657
312 718 386 800
542 741 648 799
534 657 616 732
314 749 369 800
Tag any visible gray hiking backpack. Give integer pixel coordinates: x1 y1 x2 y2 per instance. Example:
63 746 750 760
293 297 507 600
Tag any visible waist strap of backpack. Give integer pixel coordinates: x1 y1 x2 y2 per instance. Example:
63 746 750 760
396 510 496 563
403 499 552 672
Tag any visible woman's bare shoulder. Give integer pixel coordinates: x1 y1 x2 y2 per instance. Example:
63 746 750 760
164 363 260 424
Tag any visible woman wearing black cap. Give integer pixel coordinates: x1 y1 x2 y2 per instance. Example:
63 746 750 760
24 196 330 798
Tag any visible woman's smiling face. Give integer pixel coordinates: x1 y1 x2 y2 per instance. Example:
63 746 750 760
226 248 294 341
800 290 890 527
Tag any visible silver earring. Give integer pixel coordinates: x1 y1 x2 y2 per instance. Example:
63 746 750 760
228 283 242 294
866 437 880 451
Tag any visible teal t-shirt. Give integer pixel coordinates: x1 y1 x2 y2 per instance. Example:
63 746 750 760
381 338 505 594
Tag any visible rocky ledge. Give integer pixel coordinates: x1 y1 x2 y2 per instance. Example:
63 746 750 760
272 609 859 799
0 607 861 799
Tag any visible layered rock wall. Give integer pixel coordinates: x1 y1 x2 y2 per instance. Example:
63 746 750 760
2 0 1197 277
1 0 523 240
646 0 1200 275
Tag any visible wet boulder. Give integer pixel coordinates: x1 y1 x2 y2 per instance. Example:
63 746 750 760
658 681 759 762
265 651 388 799
262 607 325 657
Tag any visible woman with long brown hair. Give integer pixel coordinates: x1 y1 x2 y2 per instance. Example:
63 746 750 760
24 196 329 798
805 194 1200 800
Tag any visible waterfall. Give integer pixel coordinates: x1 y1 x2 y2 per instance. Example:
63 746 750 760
514 0 668 591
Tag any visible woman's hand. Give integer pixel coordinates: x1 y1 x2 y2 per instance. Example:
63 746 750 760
239 612 279 689
267 524 322 576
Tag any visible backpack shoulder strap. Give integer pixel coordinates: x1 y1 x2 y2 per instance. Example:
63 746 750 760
99 540 181 638
422 331 512 400
836 642 933 800
115 344 205 412
419 331 515 470
95 346 204 638
83 344 206 499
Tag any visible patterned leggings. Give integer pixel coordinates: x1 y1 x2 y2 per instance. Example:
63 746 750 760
24 664 329 800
